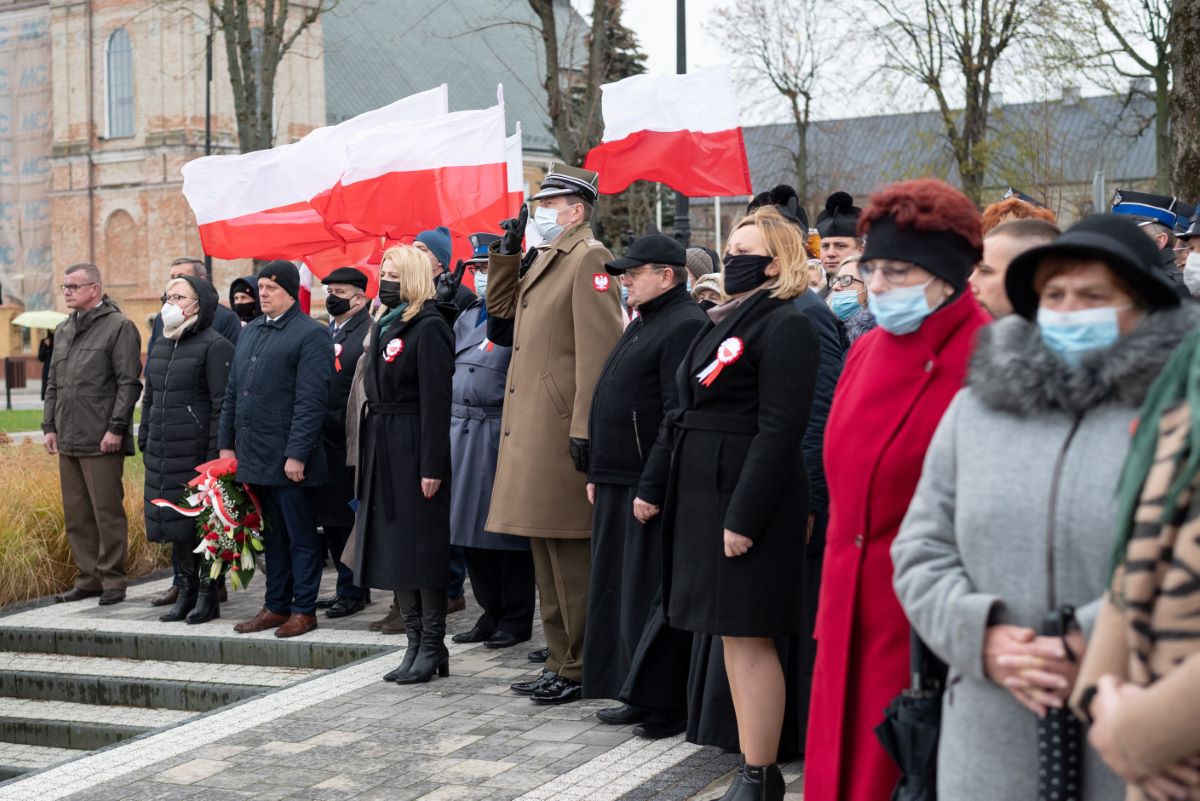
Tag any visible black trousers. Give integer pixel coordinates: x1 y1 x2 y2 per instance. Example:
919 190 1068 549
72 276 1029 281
463 547 535 639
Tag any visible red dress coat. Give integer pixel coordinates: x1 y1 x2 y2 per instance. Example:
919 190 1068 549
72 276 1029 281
804 292 989 801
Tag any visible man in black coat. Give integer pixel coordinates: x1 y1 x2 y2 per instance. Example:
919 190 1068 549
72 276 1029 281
146 258 241 358
583 234 707 739
218 261 333 638
313 267 373 619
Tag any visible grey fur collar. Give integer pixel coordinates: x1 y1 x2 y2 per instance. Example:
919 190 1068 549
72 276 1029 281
969 306 1200 415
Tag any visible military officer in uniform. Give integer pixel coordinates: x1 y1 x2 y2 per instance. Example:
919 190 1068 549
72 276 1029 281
486 165 625 705
313 267 372 618
1111 188 1192 298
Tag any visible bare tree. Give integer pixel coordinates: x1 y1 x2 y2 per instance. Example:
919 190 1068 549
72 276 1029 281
1170 0 1199 199
867 0 1046 205
711 0 829 204
207 0 334 153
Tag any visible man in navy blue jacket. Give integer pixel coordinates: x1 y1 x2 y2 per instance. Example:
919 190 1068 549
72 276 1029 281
219 261 333 638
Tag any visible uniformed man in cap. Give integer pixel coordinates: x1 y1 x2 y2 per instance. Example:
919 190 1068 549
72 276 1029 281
485 164 624 705
1111 189 1191 298
313 267 373 619
1173 200 1197 269
1179 212 1200 296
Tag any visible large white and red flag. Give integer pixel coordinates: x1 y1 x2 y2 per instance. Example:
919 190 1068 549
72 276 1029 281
584 65 752 197
505 123 525 218
312 98 509 264
180 86 449 268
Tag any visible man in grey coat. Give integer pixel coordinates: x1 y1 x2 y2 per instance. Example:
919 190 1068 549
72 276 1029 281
43 263 143 606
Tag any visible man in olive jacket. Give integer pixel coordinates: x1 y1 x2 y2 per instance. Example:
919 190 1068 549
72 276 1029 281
43 263 143 605
486 165 624 705
218 261 333 639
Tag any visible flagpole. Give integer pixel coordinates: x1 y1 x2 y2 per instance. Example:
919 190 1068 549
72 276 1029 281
672 0 691 246
204 9 213 280
714 196 722 253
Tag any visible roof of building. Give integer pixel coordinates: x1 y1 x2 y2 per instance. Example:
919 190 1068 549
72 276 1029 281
322 0 584 156
744 92 1158 201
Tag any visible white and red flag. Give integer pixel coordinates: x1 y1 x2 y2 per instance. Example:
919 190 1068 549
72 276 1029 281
312 96 509 264
505 122 525 218
584 65 752 197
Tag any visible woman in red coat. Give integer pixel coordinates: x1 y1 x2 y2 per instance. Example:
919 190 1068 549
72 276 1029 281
804 179 991 801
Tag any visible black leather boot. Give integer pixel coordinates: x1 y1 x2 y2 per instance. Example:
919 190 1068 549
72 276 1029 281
383 591 424 681
395 587 449 685
186 580 220 624
159 577 198 622
722 761 784 801
383 631 421 681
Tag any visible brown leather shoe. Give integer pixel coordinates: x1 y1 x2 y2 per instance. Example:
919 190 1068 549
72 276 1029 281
233 607 289 634
150 586 179 607
274 613 318 638
370 605 403 633
447 596 466 614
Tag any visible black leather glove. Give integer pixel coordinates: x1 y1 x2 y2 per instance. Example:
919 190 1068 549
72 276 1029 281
569 437 589 474
435 259 466 304
499 204 529 256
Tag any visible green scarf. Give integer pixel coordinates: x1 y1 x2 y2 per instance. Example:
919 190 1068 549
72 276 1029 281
1111 327 1200 579
377 301 409 343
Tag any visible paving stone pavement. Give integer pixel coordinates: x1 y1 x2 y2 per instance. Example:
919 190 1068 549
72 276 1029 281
0 570 810 800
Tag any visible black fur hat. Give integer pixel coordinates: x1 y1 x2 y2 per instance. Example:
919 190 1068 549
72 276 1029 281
816 192 861 239
747 185 809 231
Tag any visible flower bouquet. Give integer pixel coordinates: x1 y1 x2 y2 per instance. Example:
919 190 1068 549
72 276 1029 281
151 457 266 589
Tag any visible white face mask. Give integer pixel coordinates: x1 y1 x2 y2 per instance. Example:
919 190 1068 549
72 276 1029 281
474 270 488 300
161 301 187 328
1185 252 1200 296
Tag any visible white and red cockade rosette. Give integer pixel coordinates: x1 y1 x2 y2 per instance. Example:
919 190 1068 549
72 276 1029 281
151 457 266 589
696 337 745 387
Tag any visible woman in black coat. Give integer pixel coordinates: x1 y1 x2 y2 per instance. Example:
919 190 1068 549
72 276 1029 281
140 275 234 624
636 206 820 801
350 245 453 684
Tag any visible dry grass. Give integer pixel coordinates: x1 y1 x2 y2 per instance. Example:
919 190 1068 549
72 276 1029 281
0 443 169 607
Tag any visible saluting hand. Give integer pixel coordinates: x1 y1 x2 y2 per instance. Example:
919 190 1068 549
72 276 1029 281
436 260 467 304
499 205 529 256
724 529 753 557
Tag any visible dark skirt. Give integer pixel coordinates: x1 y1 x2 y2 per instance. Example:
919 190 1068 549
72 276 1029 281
665 428 806 637
583 483 689 704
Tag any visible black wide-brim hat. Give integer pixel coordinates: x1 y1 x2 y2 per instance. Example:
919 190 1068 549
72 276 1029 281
1005 213 1181 320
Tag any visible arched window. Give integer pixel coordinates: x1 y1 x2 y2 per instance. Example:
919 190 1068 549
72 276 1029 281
105 28 134 138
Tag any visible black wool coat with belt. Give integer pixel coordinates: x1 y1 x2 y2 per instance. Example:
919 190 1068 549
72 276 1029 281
350 303 454 591
313 306 371 527
642 288 820 637
139 276 235 545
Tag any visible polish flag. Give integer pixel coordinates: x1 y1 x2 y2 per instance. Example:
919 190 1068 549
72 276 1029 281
181 86 448 261
298 263 313 315
313 99 509 264
506 123 525 217
584 65 752 197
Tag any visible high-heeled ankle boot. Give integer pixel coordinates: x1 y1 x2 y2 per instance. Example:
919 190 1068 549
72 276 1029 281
186 580 220 624
394 635 449 684
383 592 424 681
723 762 784 801
383 630 421 682
160 577 198 622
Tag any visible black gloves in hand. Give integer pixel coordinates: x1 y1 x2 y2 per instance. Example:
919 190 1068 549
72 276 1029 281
499 204 529 256
569 437 590 474
435 260 467 304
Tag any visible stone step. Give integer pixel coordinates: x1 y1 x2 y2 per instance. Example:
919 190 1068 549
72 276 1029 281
0 626 391 669
0 652 319 686
0 698 192 750
0 742 81 782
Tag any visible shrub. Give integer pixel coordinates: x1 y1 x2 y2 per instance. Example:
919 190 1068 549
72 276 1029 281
0 443 169 607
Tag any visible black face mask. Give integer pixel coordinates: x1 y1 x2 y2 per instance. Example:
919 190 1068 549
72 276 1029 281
234 301 258 322
378 280 404 309
698 299 718 311
325 294 355 318
722 254 774 295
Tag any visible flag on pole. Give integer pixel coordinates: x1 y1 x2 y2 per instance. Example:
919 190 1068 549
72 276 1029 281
506 123 525 217
298 263 313 315
584 65 752 197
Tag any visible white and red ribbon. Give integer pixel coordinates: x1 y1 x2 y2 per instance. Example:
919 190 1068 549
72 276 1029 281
696 337 745 387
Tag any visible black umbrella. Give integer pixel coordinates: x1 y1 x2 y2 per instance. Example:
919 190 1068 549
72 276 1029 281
875 630 946 801
1038 607 1083 801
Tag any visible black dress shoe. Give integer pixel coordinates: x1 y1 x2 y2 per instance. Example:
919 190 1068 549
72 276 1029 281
527 647 549 662
633 713 687 740
451 625 494 644
595 704 651 725
315 594 338 609
510 669 556 696
325 597 365 618
56 588 101 603
531 674 582 705
484 631 526 649
98 589 126 606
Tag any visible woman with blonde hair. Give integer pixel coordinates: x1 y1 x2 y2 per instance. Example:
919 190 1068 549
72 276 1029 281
351 244 454 684
636 205 820 800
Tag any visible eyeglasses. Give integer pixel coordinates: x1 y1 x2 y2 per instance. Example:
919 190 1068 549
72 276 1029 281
831 274 864 289
59 282 97 294
623 265 666 280
858 261 917 285
160 293 195 305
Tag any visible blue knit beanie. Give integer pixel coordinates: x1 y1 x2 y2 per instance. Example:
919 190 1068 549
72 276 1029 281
415 226 452 270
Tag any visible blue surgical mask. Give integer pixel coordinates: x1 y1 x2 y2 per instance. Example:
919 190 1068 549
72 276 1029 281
532 205 566 243
830 291 862 321
867 279 934 335
473 270 488 300
620 284 630 304
1036 305 1125 365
